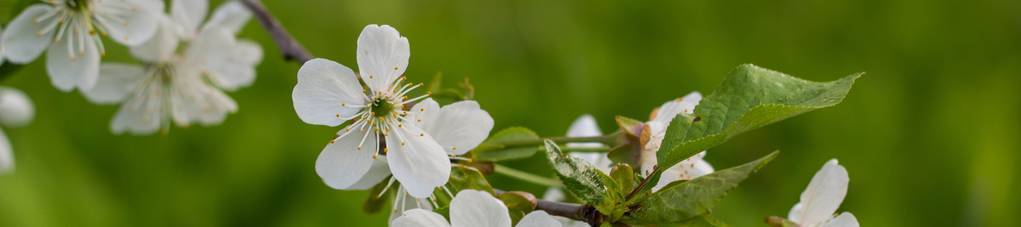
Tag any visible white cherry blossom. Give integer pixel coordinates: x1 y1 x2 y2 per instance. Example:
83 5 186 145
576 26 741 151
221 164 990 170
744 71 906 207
543 114 611 201
81 0 260 134
1 0 164 91
636 92 715 191
0 87 35 173
295 25 494 198
391 190 562 227
788 159 859 227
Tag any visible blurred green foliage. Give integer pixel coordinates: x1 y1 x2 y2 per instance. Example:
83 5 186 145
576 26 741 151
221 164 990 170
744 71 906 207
1 0 1019 226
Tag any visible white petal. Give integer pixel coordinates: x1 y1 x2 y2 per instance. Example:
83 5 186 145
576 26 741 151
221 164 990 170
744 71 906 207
566 114 602 148
449 190 512 227
821 212 859 227
0 129 13 173
111 78 164 135
356 24 409 92
170 0 208 37
168 72 237 126
1 5 56 63
292 58 366 126
203 1 252 34
0 87 35 127
790 159 850 226
93 0 164 45
651 92 702 123
386 123 450 198
46 33 100 91
391 209 451 227
346 158 391 190
315 127 378 189
418 100 494 155
652 151 711 192
188 27 262 90
83 63 146 104
517 211 561 227
129 17 180 62
407 98 440 129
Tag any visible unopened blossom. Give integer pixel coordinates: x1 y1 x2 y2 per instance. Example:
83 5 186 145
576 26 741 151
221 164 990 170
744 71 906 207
0 87 35 173
295 25 494 198
788 159 859 227
81 0 261 134
1 0 164 91
392 190 562 227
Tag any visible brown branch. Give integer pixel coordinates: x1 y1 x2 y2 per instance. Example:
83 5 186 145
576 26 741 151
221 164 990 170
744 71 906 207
239 0 314 63
496 190 601 226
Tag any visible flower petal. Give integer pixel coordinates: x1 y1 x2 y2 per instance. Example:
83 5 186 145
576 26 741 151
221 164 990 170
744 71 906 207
449 190 512 227
418 100 494 155
0 129 13 173
347 158 391 190
386 123 450 198
1 5 56 63
292 58 366 127
566 114 602 148
83 63 146 104
129 17 180 62
204 1 252 34
790 159 850 226
407 98 440 129
188 27 262 90
391 209 451 227
821 212 859 227
93 0 164 45
111 79 164 135
356 24 409 92
169 73 238 126
517 211 561 227
652 151 712 192
0 87 35 127
170 0 208 38
315 127 378 189
650 92 702 123
46 33 100 91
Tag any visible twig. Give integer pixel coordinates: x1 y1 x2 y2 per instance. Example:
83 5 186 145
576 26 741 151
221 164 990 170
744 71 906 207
495 190 598 225
239 0 314 63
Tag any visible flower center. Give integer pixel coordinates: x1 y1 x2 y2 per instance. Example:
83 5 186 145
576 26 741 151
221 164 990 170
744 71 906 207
65 0 92 11
370 97 395 118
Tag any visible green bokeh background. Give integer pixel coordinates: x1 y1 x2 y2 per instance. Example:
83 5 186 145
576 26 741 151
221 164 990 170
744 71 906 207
1 0 1019 226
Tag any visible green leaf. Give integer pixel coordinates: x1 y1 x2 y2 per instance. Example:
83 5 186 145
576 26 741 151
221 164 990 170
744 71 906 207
473 127 542 161
543 140 624 217
656 64 859 176
626 151 778 225
447 165 495 194
610 163 638 195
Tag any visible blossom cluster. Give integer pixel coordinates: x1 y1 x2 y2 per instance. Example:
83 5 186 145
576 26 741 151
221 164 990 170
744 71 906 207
0 1 862 226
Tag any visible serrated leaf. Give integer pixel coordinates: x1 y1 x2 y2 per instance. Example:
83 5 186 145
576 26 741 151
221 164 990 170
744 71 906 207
656 64 859 175
626 151 778 225
544 140 624 217
473 127 542 161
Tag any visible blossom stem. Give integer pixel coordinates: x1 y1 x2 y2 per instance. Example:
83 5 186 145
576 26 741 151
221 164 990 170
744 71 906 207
492 164 563 187
239 0 314 63
498 131 622 149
